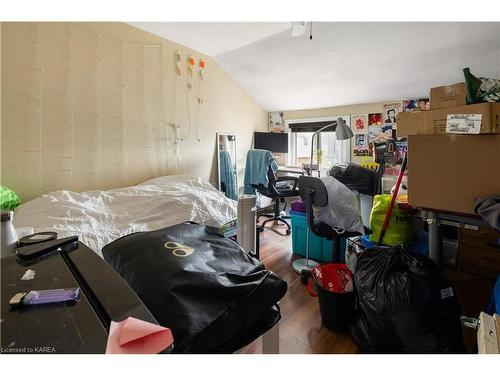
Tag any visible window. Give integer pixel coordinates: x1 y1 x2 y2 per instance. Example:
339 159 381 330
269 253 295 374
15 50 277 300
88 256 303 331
288 118 351 175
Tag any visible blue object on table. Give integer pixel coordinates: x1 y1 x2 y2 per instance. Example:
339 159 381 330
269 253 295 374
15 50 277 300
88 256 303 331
219 150 238 200
487 275 500 315
290 210 346 263
243 149 278 195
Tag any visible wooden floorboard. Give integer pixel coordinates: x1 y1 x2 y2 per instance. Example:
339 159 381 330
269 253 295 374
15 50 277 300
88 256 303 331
241 221 358 354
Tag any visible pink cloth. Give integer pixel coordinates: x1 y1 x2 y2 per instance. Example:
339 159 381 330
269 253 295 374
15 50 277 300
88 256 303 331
106 317 174 354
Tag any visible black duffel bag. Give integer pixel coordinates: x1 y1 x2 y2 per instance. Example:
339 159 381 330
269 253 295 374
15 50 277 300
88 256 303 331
329 163 379 196
102 222 287 353
351 246 466 353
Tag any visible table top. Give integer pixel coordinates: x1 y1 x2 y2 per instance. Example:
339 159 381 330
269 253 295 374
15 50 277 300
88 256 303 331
1 241 160 354
1 249 108 354
277 165 304 174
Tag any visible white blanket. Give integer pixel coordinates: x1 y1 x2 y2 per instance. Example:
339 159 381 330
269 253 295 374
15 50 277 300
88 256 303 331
13 175 237 256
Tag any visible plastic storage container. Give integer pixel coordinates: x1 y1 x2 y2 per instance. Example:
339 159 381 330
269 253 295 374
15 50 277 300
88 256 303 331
290 210 346 263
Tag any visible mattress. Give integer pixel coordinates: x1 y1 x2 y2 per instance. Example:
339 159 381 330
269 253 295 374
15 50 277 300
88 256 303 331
13 175 237 256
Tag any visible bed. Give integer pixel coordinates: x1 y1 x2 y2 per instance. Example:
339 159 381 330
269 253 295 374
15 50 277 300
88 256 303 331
13 175 237 256
12 175 286 353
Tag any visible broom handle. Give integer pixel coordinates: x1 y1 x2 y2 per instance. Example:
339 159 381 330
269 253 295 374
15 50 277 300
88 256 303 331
377 153 407 246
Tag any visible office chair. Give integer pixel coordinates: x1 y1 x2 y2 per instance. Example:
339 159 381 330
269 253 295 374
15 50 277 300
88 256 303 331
253 165 300 235
298 175 372 265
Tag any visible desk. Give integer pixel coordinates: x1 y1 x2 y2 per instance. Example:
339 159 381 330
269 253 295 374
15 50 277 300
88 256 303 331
277 165 304 175
420 209 487 266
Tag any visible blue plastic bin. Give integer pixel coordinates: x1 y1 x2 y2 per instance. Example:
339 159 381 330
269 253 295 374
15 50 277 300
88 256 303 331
290 210 346 263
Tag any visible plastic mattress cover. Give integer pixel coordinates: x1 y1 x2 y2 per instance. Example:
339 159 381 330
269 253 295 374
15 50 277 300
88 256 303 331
13 175 237 256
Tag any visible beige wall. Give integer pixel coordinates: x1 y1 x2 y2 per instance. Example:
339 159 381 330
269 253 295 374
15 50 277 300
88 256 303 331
1 22 267 202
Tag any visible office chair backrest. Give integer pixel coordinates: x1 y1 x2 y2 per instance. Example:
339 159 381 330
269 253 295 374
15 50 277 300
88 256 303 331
253 164 278 197
298 176 328 207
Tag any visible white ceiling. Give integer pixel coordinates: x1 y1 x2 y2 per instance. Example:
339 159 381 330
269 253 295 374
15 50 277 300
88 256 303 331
129 22 291 56
130 22 500 111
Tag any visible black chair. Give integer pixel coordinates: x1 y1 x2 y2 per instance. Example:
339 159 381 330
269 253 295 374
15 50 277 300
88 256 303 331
298 175 372 265
253 165 300 235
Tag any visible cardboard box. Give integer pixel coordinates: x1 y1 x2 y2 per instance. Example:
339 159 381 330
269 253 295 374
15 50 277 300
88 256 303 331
430 82 467 110
398 102 500 137
408 134 500 214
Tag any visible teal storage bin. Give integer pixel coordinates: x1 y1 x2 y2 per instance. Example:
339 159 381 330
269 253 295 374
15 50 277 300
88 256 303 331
290 211 346 263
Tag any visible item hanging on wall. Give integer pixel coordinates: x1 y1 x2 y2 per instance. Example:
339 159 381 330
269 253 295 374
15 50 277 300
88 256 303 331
350 114 368 135
382 102 402 129
269 112 286 133
187 55 195 77
196 58 206 142
171 123 185 172
198 59 205 80
417 98 430 111
353 134 369 156
175 50 182 76
367 113 387 144
402 99 418 112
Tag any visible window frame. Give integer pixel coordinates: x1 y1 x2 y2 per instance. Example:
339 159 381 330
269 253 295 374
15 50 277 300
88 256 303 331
285 116 352 167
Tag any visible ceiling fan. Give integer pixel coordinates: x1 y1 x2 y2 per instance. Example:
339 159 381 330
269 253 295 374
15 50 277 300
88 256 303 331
291 22 313 39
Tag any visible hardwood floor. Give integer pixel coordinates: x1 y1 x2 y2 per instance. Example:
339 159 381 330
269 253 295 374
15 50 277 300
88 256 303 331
241 221 358 354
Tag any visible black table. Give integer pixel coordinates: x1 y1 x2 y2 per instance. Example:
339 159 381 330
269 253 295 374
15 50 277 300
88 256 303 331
1 241 160 354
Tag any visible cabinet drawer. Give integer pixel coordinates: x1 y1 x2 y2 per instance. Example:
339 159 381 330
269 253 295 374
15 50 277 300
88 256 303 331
460 226 500 246
458 240 500 280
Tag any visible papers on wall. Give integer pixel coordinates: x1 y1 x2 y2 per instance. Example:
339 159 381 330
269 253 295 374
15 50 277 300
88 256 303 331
353 134 369 156
269 111 286 133
382 102 402 130
351 114 368 135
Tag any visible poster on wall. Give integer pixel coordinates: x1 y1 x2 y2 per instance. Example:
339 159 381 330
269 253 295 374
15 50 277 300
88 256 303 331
417 98 430 111
353 134 369 156
395 141 408 164
403 98 430 112
269 112 286 133
402 99 418 112
351 114 368 135
382 102 402 129
368 112 388 144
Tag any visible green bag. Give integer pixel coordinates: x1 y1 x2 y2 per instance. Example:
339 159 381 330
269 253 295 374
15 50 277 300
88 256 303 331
0 185 21 210
464 67 500 104
369 194 410 246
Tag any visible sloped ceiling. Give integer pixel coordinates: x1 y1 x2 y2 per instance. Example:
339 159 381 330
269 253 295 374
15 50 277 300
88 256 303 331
130 22 500 111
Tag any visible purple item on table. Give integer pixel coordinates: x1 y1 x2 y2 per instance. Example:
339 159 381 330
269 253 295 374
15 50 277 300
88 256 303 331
9 288 80 306
291 199 306 213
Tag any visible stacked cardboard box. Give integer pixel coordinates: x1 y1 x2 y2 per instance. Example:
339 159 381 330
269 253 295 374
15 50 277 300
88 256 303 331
401 83 500 215
398 102 500 137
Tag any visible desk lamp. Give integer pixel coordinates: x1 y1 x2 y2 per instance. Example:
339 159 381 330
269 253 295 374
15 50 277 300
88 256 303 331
306 117 354 176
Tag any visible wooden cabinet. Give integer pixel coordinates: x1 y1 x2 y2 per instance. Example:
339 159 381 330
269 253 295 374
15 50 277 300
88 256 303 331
458 227 500 280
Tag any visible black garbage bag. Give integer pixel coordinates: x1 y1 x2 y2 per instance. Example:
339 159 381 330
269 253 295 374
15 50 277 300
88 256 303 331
102 222 287 353
351 246 465 353
329 163 379 196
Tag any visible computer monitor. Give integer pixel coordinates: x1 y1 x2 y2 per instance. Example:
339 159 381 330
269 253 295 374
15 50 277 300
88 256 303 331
254 132 289 153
